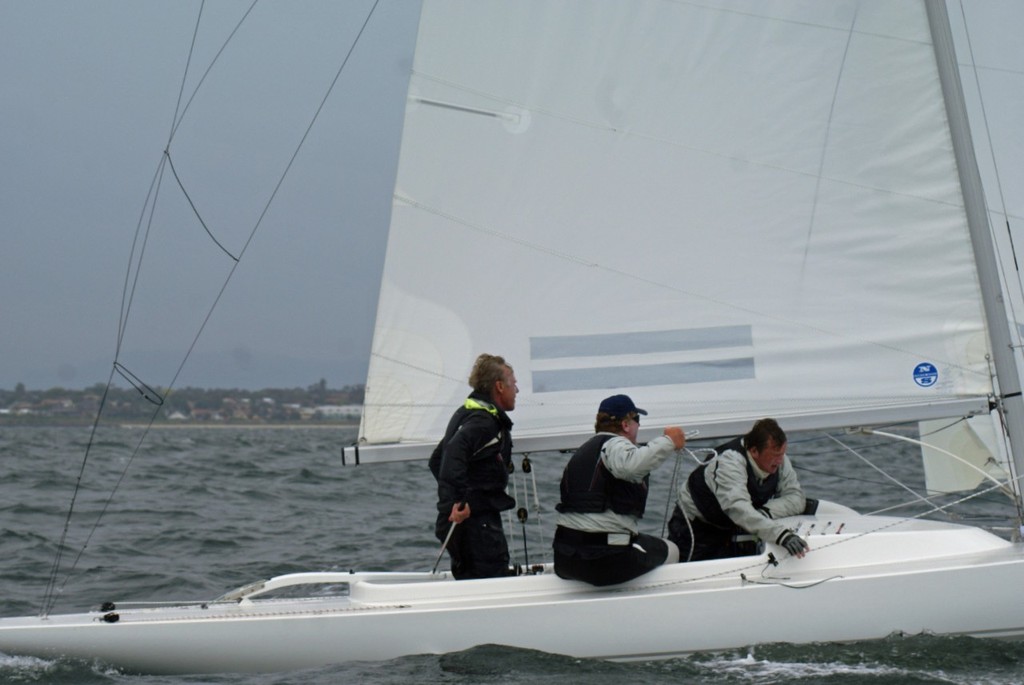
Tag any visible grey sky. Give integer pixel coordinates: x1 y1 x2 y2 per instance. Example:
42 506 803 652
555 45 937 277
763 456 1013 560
2 1 421 389
1 1 1021 391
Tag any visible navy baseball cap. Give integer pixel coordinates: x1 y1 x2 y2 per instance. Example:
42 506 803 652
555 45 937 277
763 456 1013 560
598 394 647 418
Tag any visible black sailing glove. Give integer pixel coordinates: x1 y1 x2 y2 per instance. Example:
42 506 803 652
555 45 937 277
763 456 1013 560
778 530 808 557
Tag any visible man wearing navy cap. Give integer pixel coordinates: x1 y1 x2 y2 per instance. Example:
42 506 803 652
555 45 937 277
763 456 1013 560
553 394 686 586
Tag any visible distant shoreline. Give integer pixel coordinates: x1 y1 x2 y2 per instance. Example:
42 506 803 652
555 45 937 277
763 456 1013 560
0 421 359 429
120 422 358 429
1 384 365 426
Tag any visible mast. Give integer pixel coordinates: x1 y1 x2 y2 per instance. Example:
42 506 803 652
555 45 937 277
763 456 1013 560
926 0 1024 513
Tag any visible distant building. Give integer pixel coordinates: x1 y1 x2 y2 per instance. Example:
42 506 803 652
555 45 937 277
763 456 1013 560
314 404 362 419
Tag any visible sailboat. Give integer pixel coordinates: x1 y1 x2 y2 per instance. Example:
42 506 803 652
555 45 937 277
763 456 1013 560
2 0 1024 675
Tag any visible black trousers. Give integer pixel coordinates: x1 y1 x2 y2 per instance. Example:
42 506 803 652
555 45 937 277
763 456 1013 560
435 510 510 580
552 526 669 586
667 505 760 561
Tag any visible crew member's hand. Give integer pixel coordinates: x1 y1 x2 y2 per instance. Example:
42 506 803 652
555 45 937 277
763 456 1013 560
449 501 470 524
778 530 808 558
664 426 686 450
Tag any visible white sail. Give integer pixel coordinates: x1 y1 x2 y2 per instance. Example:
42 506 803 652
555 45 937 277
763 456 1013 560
359 0 994 459
919 416 1010 495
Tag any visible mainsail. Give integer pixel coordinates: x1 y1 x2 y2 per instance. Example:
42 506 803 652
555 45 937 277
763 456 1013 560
358 1 998 461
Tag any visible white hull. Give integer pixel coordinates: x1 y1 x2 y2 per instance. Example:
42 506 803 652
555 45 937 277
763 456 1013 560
3 506 1023 674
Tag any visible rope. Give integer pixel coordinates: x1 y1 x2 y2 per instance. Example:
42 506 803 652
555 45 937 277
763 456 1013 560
526 455 547 550
865 428 1013 497
824 433 938 510
38 0 383 617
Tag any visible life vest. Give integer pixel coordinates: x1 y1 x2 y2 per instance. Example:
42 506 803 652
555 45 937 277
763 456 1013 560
556 434 649 518
687 436 779 531
428 393 515 514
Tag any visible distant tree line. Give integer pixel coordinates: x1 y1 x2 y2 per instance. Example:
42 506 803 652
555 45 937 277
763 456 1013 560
0 380 365 425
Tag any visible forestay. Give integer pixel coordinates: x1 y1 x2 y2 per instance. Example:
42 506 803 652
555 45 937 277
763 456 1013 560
358 1 993 461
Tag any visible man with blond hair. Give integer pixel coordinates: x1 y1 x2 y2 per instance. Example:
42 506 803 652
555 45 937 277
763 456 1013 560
429 354 519 579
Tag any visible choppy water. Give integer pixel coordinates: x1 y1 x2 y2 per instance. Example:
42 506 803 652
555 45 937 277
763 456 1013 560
2 425 1023 684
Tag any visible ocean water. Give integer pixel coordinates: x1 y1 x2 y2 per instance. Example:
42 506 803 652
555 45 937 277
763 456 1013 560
2 424 1023 684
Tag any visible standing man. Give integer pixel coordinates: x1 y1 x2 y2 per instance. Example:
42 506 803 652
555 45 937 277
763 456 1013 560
668 418 811 561
553 394 687 586
429 354 518 579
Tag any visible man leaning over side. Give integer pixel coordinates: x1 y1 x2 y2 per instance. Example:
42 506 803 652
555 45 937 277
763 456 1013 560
668 417 812 562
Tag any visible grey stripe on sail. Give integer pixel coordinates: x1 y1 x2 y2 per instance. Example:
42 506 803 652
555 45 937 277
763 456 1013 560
530 326 752 359
532 358 755 393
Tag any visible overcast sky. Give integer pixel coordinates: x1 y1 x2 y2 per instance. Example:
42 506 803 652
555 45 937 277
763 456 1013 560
1 1 1021 391
1 1 421 390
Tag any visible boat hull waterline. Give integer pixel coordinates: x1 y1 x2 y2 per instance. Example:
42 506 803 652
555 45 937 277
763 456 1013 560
2 511 1023 674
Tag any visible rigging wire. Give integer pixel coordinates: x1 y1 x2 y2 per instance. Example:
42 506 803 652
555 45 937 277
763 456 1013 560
823 432 970 513
39 366 115 615
954 0 1024 516
163 150 240 261
863 428 1011 498
504 455 544 572
953 0 1024 334
40 0 216 616
523 454 547 556
168 1 259 145
39 0 383 617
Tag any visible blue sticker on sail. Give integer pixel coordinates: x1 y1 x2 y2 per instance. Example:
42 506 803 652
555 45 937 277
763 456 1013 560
913 363 938 387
